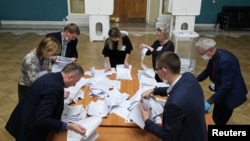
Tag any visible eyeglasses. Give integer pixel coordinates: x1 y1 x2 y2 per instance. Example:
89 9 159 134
154 67 163 73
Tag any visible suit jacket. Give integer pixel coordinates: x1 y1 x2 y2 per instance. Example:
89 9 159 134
5 72 65 141
197 49 248 109
46 32 78 58
145 72 207 141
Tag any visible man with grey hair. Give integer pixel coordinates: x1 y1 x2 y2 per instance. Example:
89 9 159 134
195 37 248 125
6 63 86 141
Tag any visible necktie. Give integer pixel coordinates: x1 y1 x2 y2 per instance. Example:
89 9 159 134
61 40 68 57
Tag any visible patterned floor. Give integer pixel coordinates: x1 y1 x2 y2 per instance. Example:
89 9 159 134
0 23 249 141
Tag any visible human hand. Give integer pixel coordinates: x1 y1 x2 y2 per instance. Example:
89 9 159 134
64 91 70 99
204 100 211 112
139 43 146 49
67 123 86 135
141 89 154 100
139 102 151 121
124 61 129 68
71 58 77 62
50 56 57 62
104 65 111 72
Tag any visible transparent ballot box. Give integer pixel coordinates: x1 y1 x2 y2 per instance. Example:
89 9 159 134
172 30 199 74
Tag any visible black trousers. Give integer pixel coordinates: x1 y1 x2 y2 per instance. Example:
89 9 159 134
212 102 233 125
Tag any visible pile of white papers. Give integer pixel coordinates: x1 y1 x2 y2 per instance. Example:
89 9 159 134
64 77 90 104
61 104 86 122
115 64 132 80
67 116 102 141
51 56 73 72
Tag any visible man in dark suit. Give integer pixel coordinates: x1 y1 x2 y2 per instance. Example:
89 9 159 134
5 63 86 141
46 23 80 62
195 37 248 125
140 52 207 141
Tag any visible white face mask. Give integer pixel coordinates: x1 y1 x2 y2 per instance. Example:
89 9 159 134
201 54 211 61
163 79 168 84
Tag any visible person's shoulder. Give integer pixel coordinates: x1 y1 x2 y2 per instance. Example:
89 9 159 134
46 32 60 37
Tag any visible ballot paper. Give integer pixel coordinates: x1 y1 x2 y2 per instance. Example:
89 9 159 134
61 104 87 122
128 96 164 129
115 64 132 80
67 116 102 141
64 77 90 104
56 56 73 63
51 56 73 72
86 99 109 117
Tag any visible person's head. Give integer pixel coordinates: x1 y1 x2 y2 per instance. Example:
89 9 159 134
107 27 123 49
156 24 170 42
195 38 216 61
61 63 84 88
108 27 122 41
63 23 80 41
155 52 180 84
37 37 61 58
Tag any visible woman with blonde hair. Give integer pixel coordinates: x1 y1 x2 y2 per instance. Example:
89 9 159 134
102 27 133 71
18 36 61 101
139 24 174 82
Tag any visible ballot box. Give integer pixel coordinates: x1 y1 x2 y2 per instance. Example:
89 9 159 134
172 30 199 73
85 0 114 41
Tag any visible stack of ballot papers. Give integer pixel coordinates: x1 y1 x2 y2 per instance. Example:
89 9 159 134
89 76 121 98
67 116 102 141
84 68 115 77
110 87 164 129
61 105 87 123
86 88 129 117
115 64 132 80
128 96 164 129
52 56 73 72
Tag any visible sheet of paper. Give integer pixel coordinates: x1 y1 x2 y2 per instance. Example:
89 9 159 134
115 64 132 80
86 100 109 117
61 104 86 122
67 116 102 141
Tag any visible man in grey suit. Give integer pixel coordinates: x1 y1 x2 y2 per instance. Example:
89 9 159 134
195 37 248 125
140 52 207 141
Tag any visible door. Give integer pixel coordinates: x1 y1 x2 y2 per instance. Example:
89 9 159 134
110 0 147 23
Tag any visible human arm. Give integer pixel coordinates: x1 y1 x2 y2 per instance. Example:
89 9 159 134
104 57 112 72
124 53 130 68
208 60 236 104
196 60 212 82
144 104 184 140
141 87 168 100
66 122 86 135
139 43 154 52
20 54 41 84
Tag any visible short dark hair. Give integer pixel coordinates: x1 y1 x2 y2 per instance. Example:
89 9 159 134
156 52 180 74
62 63 84 78
64 23 80 35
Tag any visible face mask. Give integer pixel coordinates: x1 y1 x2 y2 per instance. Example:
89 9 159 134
163 79 168 84
201 54 211 61
64 36 69 41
